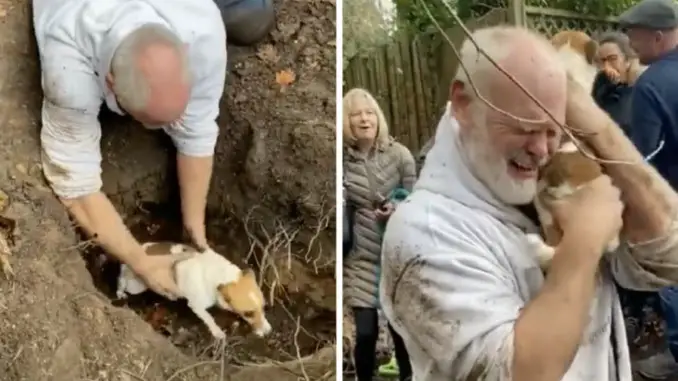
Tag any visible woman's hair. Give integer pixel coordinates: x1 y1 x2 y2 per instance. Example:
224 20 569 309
598 31 636 59
342 88 390 147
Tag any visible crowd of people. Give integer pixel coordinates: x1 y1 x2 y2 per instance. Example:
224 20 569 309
342 0 678 379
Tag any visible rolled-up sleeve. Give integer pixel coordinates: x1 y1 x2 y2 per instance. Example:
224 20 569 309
383 235 522 379
611 216 678 291
165 38 226 157
39 42 104 199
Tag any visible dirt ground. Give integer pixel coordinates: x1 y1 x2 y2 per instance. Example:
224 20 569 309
0 0 336 380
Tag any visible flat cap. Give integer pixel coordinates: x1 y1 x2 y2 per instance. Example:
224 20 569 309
619 0 678 30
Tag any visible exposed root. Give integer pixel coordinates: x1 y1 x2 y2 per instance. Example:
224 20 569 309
242 202 334 306
243 206 298 306
301 199 335 273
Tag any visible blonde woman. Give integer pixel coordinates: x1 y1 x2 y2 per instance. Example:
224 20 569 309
342 88 415 381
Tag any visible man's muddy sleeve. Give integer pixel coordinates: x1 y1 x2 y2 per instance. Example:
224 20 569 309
39 43 103 199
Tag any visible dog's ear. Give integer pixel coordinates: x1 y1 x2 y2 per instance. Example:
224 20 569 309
217 284 232 303
584 40 599 65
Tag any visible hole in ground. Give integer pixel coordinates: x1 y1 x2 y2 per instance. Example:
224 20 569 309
81 202 334 364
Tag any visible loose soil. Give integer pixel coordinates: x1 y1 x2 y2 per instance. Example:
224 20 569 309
0 0 336 380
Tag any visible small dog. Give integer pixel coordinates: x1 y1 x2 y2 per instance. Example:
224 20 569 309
527 139 620 270
116 242 272 339
550 30 599 95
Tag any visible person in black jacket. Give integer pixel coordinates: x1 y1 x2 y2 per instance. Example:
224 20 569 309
591 31 645 138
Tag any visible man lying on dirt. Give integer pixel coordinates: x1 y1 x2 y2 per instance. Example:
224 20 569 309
380 25 678 381
33 0 227 300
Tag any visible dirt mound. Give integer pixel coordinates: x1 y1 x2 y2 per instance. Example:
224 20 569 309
0 0 336 380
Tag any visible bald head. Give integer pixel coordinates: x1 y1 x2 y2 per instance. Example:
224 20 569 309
453 27 566 119
109 24 191 127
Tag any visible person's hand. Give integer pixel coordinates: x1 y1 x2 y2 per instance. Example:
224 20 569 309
548 175 623 256
602 66 622 84
184 225 210 252
129 251 195 300
374 202 395 221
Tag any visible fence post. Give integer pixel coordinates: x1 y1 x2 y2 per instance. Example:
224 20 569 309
507 0 526 26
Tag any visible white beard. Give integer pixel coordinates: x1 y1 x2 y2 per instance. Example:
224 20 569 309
461 109 539 205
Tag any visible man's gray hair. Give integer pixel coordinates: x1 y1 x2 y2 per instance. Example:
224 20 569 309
110 24 190 112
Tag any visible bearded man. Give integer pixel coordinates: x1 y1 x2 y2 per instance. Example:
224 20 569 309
379 25 678 381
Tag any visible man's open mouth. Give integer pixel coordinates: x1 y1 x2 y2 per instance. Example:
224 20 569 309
509 159 538 174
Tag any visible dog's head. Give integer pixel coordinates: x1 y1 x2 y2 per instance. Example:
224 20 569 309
539 139 603 192
216 269 272 337
550 30 599 94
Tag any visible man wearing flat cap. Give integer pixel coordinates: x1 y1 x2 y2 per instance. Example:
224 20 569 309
618 0 678 189
616 0 678 379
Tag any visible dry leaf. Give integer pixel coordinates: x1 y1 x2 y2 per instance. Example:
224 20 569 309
275 69 296 89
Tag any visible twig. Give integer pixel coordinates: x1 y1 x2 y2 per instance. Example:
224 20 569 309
59 238 97 253
418 0 641 165
243 208 297 306
302 201 334 273
292 315 310 381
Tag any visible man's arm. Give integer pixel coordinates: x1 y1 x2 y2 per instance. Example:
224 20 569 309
382 225 599 381
569 78 674 243
164 37 226 248
39 54 148 270
566 77 678 287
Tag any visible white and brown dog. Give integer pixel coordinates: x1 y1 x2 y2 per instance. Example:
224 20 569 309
526 139 620 270
116 242 272 339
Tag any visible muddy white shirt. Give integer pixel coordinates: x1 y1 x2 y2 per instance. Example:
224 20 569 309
33 0 227 199
379 106 678 381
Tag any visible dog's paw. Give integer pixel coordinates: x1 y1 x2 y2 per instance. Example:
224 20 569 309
525 233 546 250
605 235 621 253
525 233 556 269
115 289 128 300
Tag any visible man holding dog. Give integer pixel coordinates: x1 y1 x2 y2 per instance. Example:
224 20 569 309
32 0 246 300
380 25 678 380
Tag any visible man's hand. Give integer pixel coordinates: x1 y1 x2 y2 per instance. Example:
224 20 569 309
129 251 194 300
62 192 194 298
177 154 213 251
513 176 621 381
549 175 624 255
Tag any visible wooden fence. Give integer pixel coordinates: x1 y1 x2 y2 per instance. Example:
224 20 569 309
343 5 619 153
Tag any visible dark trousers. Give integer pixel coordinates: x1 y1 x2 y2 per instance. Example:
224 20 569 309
353 307 412 381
